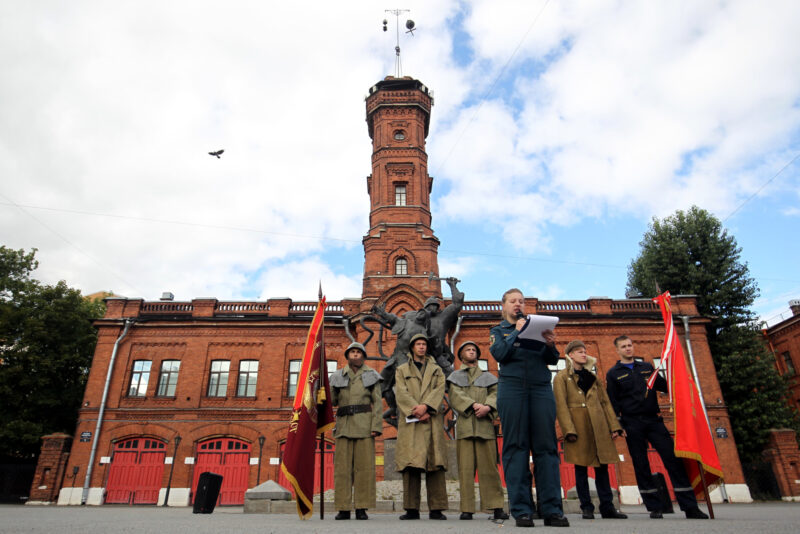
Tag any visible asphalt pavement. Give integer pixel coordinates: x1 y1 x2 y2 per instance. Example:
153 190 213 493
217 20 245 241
3 503 800 533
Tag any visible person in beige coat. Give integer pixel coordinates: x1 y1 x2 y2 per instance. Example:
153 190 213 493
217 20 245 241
330 342 383 520
447 341 508 521
394 333 449 520
553 340 627 520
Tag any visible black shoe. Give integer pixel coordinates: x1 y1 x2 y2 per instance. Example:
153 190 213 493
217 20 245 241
543 514 570 527
685 507 709 519
581 508 594 519
399 509 420 520
600 509 627 519
355 509 368 520
494 508 510 520
335 511 350 520
515 514 534 527
459 512 473 520
429 510 447 520
650 510 663 519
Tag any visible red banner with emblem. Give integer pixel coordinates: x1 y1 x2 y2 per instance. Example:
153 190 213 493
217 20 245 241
654 292 723 498
280 296 335 519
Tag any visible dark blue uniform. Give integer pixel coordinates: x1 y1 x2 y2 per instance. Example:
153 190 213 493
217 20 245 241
606 360 698 512
489 320 563 519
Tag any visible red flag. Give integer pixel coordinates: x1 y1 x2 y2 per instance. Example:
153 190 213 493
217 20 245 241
280 296 335 519
654 292 723 498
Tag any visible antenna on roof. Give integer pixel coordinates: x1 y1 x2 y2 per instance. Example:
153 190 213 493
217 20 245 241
383 9 416 77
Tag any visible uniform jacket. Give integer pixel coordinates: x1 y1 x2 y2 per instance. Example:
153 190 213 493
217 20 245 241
330 364 383 438
605 360 668 418
553 355 622 467
489 320 560 386
394 355 448 472
447 366 498 440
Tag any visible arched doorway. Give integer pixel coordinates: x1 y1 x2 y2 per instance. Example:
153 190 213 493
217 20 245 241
105 437 166 504
192 437 251 506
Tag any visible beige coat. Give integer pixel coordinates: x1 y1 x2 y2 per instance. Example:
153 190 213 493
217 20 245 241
330 364 383 438
447 366 499 440
553 355 622 467
394 355 448 472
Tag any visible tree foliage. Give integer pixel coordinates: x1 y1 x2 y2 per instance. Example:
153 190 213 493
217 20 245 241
0 246 105 459
627 206 798 462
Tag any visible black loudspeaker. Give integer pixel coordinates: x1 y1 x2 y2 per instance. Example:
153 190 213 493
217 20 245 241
651 472 675 514
193 472 223 514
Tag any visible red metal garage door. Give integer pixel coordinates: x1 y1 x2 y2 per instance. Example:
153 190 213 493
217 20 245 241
105 438 166 504
192 438 251 506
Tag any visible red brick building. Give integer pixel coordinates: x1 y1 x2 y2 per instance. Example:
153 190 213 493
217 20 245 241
31 77 751 506
763 300 800 412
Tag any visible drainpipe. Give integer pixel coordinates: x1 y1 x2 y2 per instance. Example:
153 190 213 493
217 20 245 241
81 319 133 505
681 315 728 502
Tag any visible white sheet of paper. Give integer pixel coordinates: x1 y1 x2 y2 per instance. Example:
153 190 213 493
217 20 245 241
517 314 559 342
405 415 420 423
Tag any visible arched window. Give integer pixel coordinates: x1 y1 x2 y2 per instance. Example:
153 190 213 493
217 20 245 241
395 257 408 275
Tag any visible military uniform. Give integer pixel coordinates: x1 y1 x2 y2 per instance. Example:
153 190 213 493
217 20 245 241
330 362 383 514
489 320 563 520
606 360 699 513
553 354 623 516
394 338 449 515
447 365 505 514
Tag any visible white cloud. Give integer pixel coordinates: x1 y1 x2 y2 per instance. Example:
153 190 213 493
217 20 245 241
435 0 800 246
256 257 362 302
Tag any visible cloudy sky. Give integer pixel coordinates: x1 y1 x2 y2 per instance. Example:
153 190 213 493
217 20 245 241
1 0 798 323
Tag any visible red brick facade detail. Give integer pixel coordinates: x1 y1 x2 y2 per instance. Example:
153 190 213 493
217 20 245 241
762 429 800 498
763 303 800 413
28 433 72 503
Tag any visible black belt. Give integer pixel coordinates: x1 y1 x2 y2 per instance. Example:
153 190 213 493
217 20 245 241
337 404 371 416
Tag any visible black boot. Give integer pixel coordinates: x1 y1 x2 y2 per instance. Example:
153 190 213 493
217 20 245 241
335 510 350 520
581 507 595 519
493 508 509 520
399 509 420 520
685 507 709 519
355 509 368 520
429 510 447 520
459 512 473 520
600 508 627 519
543 514 570 527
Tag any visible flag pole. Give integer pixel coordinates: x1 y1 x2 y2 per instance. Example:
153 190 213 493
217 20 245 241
318 282 325 520
697 459 715 519
681 315 728 503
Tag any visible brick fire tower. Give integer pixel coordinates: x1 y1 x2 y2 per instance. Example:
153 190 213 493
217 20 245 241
361 77 441 313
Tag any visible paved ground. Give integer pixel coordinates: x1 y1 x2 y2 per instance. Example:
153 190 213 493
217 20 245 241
3 503 800 534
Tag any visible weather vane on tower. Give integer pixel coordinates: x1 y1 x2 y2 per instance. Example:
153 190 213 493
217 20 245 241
383 9 416 77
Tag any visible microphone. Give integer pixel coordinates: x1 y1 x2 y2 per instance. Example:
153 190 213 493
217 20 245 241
515 311 525 321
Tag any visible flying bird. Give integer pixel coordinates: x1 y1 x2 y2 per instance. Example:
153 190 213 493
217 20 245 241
209 149 224 159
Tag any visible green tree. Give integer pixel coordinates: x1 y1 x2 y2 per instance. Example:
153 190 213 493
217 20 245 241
627 206 798 462
0 246 105 459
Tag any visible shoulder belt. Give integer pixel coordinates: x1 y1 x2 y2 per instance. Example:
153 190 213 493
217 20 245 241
473 372 498 387
329 369 349 388
361 369 382 388
446 369 470 387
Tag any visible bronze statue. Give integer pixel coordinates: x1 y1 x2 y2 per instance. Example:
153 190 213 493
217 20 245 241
369 277 464 427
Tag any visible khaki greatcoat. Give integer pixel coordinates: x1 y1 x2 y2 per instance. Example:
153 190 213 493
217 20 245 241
553 355 622 467
394 355 448 472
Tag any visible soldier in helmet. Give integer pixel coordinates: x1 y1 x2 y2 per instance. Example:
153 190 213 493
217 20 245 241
394 333 449 520
330 342 383 520
447 341 508 521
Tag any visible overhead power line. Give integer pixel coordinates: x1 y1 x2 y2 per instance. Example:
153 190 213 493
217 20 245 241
722 151 800 222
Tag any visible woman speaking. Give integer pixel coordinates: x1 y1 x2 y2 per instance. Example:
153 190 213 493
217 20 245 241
489 288 568 528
